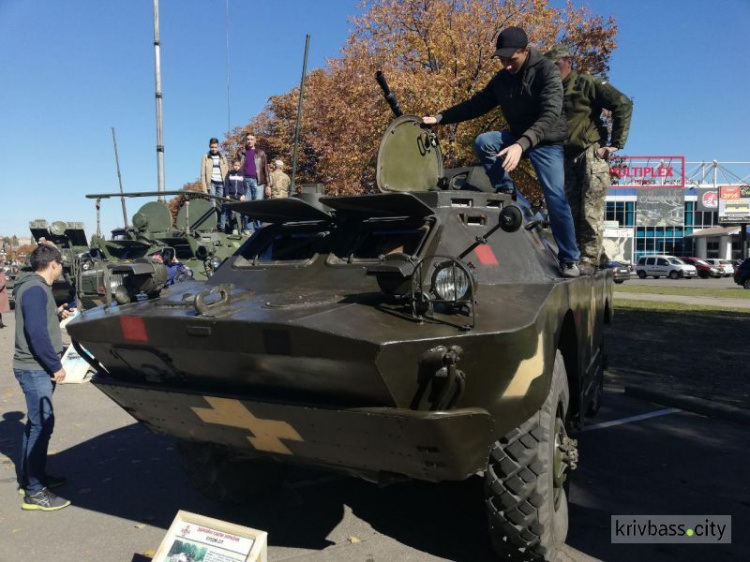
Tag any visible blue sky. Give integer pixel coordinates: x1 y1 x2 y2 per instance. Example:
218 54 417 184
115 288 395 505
1 0 748 238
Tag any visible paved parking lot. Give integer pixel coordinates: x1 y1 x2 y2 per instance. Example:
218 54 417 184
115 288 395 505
1 312 748 561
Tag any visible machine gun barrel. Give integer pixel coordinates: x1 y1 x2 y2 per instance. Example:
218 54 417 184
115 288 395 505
376 71 403 117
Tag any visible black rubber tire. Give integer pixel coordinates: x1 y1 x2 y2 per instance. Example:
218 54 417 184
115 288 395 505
653 276 660 279
614 280 624 284
177 440 288 505
744 279 750 290
637 271 646 279
698 271 708 279
669 271 679 280
485 350 571 561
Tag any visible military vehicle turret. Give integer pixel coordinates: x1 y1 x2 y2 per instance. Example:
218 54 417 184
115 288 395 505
75 192 247 308
67 78 611 561
29 219 90 305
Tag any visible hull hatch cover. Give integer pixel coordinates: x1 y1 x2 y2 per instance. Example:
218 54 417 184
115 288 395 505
376 115 443 193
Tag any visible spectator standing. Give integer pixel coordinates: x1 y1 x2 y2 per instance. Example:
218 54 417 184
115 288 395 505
546 45 633 273
239 133 270 230
0 267 9 328
422 27 580 278
13 244 72 511
269 160 291 199
224 159 248 233
200 138 229 232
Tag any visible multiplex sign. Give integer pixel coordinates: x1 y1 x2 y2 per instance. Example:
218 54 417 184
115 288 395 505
609 156 686 188
718 185 750 224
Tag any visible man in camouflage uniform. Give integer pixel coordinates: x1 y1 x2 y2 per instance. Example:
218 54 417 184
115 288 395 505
546 45 633 273
269 160 291 199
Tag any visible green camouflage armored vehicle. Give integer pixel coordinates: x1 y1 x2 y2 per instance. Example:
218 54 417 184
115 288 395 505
29 219 90 305
68 107 611 560
75 192 247 308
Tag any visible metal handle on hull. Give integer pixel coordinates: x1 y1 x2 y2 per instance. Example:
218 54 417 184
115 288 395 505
194 284 232 315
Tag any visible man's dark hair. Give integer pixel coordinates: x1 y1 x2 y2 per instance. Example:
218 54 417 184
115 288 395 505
233 158 242 164
209 137 220 146
30 244 62 272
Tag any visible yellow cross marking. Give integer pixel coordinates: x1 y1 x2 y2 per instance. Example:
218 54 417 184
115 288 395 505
502 333 545 398
192 397 303 455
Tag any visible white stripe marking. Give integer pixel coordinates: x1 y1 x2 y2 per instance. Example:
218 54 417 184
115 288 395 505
582 408 681 431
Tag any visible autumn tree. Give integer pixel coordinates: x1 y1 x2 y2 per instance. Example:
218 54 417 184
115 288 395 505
233 0 617 199
167 179 203 225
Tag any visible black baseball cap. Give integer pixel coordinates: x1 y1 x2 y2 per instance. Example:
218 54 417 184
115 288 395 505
493 27 528 58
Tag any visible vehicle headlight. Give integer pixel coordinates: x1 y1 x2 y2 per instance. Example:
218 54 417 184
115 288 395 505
432 262 471 302
82 261 92 271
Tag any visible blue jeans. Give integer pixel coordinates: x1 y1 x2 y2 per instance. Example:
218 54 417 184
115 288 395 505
243 177 265 230
210 181 226 230
14 368 56 494
474 131 580 264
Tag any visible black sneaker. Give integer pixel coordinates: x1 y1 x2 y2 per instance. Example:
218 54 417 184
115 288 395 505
18 474 67 496
22 488 71 511
561 262 581 278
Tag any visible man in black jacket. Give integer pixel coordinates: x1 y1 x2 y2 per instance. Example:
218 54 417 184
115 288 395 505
423 27 580 278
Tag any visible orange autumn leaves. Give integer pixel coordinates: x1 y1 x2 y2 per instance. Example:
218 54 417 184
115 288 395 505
229 0 617 199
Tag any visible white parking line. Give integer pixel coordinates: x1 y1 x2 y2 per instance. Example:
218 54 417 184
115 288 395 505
582 408 681 431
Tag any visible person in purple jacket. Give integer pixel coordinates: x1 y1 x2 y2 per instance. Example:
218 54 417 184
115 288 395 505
12 244 73 511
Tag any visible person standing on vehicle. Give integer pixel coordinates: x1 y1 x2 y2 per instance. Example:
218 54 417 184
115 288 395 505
200 137 229 232
224 159 248 233
546 45 633 274
239 133 270 231
269 160 291 199
13 244 72 511
422 27 580 278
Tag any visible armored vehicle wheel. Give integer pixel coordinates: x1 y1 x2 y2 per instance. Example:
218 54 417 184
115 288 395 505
177 441 288 505
484 350 575 561
637 271 646 279
669 271 679 280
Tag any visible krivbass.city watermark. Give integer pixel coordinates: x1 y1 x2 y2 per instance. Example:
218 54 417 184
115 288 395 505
609 156 686 188
611 515 731 544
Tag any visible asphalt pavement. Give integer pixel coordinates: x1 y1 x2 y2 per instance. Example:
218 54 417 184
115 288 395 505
1 311 748 561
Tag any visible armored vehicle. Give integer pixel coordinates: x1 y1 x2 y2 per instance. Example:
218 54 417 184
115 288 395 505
76 192 247 308
29 219 90 305
68 103 611 559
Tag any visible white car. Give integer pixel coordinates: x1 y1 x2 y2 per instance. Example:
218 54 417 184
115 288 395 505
635 255 697 279
704 258 734 277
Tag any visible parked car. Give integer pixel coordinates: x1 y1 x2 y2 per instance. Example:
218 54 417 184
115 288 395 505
734 258 750 289
606 260 632 284
635 255 697 279
681 257 722 279
703 258 733 277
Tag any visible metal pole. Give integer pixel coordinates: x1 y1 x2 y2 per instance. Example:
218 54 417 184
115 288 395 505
742 224 748 259
111 127 129 227
290 34 310 196
225 0 231 135
153 0 165 201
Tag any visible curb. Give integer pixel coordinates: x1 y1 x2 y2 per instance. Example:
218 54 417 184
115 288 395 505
624 386 750 426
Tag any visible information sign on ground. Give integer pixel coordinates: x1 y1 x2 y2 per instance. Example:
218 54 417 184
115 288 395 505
152 511 268 562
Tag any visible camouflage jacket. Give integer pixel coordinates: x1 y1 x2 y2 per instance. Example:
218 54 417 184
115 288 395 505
562 71 632 153
269 170 291 198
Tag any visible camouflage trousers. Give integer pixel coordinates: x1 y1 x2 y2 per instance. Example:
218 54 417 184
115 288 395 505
564 144 610 266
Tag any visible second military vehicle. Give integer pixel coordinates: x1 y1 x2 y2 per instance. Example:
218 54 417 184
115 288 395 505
68 82 611 560
75 192 247 308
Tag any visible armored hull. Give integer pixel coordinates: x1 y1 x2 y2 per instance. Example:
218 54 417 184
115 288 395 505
68 190 611 482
